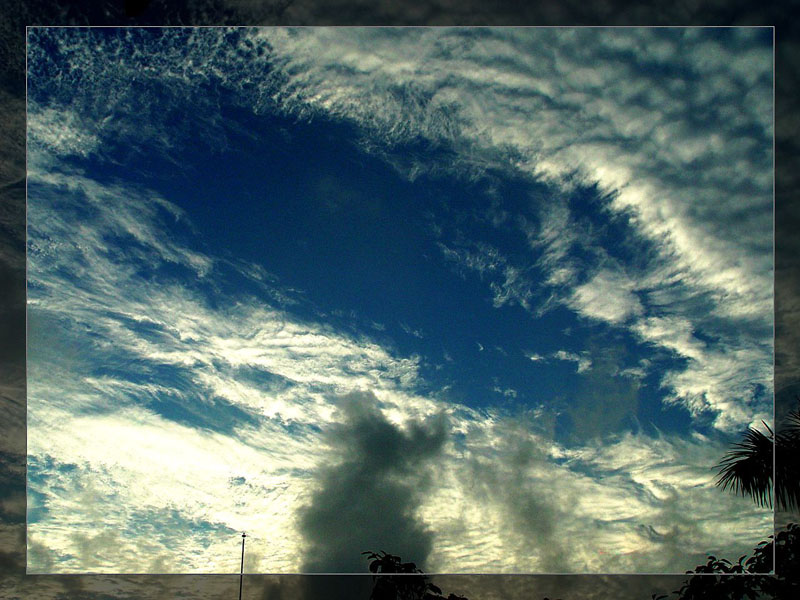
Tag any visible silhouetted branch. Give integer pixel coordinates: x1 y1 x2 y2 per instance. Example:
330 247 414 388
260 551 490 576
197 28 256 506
715 422 773 507
714 399 800 511
362 551 468 600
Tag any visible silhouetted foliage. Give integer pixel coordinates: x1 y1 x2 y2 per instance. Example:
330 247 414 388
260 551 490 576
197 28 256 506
669 401 800 600
715 421 774 507
651 523 800 600
363 401 800 600
362 551 468 600
714 400 800 511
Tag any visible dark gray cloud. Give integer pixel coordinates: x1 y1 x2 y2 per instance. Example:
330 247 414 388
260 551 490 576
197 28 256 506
458 415 575 572
297 390 448 572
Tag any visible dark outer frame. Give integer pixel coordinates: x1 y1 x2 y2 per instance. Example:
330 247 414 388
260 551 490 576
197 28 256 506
1 1 797 599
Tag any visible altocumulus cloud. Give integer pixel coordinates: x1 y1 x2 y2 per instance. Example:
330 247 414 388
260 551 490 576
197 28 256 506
24 157 772 572
27 28 773 427
25 27 773 573
253 27 773 431
25 162 441 571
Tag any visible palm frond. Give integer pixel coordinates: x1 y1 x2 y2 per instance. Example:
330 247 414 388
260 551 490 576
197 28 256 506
715 425 774 508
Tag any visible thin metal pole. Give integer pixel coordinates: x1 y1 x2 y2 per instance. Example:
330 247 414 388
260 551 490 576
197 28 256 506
238 532 246 600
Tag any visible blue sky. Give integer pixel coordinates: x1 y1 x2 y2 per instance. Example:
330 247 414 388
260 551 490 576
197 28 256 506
26 27 773 574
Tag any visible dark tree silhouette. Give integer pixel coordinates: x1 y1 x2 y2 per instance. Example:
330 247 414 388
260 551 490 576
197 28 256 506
652 523 800 600
657 401 800 599
362 551 468 600
361 402 800 600
714 401 800 511
714 420 774 507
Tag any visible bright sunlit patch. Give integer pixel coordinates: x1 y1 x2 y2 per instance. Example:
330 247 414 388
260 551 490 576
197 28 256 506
26 27 773 574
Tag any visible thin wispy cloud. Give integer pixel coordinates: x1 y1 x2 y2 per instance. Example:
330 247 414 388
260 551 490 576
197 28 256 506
26 27 772 574
253 28 772 428
552 350 593 374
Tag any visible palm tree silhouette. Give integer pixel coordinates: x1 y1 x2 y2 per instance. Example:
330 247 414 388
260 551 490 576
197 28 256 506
714 402 800 511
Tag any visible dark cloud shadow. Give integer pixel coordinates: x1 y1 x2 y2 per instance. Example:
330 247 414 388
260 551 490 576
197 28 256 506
297 390 448 572
565 343 641 443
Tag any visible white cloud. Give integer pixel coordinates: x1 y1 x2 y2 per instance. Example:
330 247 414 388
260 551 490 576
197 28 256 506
25 163 439 572
552 349 592 373
418 413 770 573
490 264 533 311
29 28 773 433
250 28 771 430
25 28 774 573
437 241 534 311
631 315 772 430
28 404 316 572
520 202 581 289
400 321 425 339
568 268 644 325
25 161 770 572
26 105 102 163
492 386 518 399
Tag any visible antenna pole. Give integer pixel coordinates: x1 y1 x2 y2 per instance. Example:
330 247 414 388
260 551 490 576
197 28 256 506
238 532 247 600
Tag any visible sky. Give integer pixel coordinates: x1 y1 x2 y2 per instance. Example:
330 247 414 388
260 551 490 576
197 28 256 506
25 27 774 574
